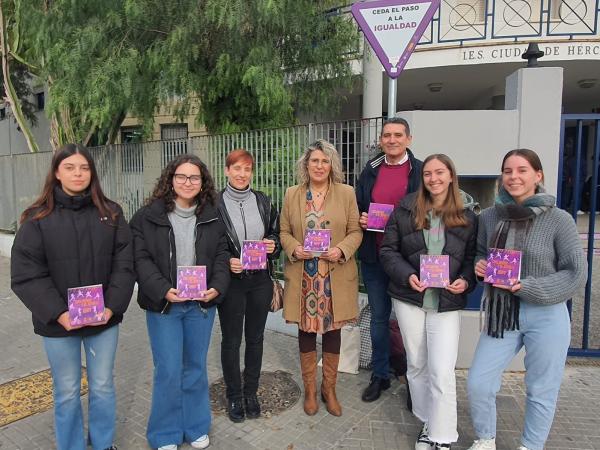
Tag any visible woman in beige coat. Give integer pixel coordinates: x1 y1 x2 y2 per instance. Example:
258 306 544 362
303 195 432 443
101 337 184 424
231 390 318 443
280 139 363 417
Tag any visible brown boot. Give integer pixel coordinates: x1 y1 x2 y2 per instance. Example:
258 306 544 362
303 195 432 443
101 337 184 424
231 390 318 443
300 351 319 415
321 352 342 416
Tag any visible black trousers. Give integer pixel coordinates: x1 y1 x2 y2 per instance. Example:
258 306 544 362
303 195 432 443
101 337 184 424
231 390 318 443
217 271 273 400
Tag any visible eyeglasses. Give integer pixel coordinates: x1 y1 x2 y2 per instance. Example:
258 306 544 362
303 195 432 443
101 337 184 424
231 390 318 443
174 174 202 185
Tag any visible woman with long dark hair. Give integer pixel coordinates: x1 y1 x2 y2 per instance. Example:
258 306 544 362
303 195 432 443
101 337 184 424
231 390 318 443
466 149 587 450
380 154 477 450
130 154 230 450
11 143 135 450
216 149 281 423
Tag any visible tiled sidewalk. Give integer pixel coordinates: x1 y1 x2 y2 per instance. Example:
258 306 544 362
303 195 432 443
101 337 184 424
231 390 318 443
1 255 599 449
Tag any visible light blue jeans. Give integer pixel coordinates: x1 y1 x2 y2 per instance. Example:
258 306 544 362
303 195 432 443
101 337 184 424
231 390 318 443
43 325 119 450
146 303 215 449
467 301 570 450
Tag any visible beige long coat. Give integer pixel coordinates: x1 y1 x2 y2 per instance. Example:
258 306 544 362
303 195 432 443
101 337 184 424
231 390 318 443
280 183 363 324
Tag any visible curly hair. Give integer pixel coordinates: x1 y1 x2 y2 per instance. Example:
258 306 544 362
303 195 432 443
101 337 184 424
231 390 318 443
147 154 217 214
296 139 344 187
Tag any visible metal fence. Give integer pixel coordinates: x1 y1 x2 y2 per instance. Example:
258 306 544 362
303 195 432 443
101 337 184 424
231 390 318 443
0 117 386 231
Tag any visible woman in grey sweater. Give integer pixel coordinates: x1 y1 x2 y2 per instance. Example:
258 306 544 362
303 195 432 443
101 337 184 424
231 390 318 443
216 149 281 423
466 149 587 450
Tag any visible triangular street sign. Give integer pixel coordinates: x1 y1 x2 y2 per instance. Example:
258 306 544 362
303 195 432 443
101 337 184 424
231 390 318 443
351 0 440 78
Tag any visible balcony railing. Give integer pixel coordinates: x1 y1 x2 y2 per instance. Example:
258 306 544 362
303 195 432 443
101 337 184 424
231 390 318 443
338 0 598 48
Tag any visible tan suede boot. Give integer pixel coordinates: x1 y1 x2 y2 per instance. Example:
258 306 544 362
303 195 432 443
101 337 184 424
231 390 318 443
321 352 342 416
300 351 319 415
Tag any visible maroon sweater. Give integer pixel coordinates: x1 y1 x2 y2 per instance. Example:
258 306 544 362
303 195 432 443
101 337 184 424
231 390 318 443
371 161 411 250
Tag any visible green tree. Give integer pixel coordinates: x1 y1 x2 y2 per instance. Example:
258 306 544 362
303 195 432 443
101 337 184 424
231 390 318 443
17 0 358 147
0 0 39 152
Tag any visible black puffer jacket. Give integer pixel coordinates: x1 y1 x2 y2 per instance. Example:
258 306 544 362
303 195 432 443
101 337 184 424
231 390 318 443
11 188 135 337
217 189 281 273
379 192 477 312
130 198 230 312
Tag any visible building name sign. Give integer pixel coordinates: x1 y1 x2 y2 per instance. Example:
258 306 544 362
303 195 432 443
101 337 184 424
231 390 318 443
407 41 600 69
461 43 600 62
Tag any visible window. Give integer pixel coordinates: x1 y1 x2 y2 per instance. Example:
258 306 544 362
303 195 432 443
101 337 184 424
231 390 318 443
161 123 188 167
36 92 45 110
0 108 5 120
121 126 143 143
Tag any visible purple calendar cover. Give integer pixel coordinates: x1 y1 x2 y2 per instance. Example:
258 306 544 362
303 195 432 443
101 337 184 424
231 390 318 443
484 248 522 286
303 229 331 254
241 240 267 270
68 284 105 326
419 255 450 288
177 266 207 299
367 203 395 232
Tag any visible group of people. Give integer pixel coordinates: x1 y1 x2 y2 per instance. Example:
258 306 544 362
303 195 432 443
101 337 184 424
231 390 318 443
9 117 586 450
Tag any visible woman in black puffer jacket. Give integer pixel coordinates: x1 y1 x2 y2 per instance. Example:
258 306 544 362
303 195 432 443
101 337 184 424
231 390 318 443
379 154 477 450
11 143 135 450
130 154 230 450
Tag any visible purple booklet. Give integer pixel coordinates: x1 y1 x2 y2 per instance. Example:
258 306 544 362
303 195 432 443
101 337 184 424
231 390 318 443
484 248 522 286
177 266 207 299
303 229 331 254
68 284 105 326
241 240 267 270
419 255 450 288
367 203 394 232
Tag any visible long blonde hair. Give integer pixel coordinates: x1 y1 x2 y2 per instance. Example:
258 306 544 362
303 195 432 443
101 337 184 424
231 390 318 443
414 154 467 230
296 139 344 186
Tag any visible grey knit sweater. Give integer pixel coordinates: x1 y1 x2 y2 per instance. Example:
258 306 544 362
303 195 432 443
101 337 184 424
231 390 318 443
223 183 264 245
168 203 197 267
476 204 587 305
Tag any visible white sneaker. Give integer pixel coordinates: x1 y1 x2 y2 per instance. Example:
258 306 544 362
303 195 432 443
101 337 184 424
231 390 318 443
517 447 531 450
191 434 210 449
158 446 177 450
415 423 433 450
467 438 496 450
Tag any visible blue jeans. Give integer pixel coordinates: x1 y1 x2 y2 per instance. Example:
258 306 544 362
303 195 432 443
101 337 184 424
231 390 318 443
43 325 119 450
361 261 391 379
146 303 216 449
467 301 570 450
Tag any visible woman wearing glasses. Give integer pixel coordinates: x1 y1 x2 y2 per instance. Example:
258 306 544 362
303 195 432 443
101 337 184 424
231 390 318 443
130 154 230 450
216 149 281 423
280 140 362 417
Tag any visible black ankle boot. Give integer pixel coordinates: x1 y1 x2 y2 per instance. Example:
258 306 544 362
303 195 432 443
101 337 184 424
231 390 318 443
227 398 245 423
361 375 391 402
244 394 261 419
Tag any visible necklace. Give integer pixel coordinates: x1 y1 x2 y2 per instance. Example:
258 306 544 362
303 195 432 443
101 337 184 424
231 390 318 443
310 184 329 198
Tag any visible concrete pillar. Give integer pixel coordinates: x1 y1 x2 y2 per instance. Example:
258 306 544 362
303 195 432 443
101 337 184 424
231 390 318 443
505 67 564 196
361 39 384 168
362 38 383 119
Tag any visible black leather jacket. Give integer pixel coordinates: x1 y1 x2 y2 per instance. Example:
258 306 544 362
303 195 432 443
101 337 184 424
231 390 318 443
217 189 281 277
